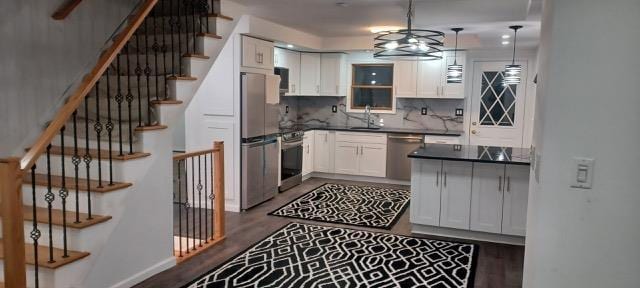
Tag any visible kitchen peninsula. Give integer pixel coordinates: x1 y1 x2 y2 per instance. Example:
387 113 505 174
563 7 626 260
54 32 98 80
408 144 531 245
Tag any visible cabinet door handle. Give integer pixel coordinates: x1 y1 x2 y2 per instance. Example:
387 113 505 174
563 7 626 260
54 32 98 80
360 146 363 155
316 85 320 94
325 134 328 142
507 176 511 192
292 84 296 93
444 172 447 187
498 176 503 191
336 85 339 95
436 171 439 186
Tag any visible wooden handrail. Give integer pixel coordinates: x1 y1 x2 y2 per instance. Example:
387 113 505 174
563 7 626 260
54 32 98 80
0 158 27 287
20 0 158 172
173 148 221 161
52 0 84 20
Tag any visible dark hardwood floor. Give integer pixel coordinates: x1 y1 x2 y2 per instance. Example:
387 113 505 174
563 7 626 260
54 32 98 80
135 177 524 288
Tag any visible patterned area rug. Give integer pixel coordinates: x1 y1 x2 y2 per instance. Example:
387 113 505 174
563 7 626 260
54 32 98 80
269 183 411 229
185 223 477 288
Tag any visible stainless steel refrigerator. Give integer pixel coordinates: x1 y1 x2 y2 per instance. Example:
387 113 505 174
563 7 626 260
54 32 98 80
240 73 280 210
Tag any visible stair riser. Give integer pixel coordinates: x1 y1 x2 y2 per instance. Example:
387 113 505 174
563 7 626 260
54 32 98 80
106 52 184 77
130 34 197 56
0 221 96 252
52 136 144 156
0 261 56 288
33 153 147 183
22 185 132 215
137 15 216 34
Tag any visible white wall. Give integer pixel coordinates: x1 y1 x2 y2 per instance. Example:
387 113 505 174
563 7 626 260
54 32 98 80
523 0 640 287
0 0 139 157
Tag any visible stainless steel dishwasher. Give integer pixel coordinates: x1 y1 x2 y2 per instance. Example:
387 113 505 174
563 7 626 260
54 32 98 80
387 134 424 181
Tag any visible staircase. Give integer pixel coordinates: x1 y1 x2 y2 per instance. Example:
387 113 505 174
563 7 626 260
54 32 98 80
0 0 238 287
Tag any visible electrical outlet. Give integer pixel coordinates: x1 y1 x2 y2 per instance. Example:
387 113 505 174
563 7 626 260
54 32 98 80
332 105 338 113
455 108 464 116
421 107 428 115
285 105 289 114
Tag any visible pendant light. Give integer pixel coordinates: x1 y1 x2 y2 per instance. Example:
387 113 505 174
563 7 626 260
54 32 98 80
373 0 445 60
503 25 523 85
446 28 464 83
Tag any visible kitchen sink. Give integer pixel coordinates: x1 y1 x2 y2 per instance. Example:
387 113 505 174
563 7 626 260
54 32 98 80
349 126 381 130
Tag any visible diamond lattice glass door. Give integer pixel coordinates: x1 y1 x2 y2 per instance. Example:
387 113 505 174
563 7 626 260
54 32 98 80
479 71 517 127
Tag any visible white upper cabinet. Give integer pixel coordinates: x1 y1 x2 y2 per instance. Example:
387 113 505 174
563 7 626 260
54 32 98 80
242 36 274 70
274 48 301 96
394 60 418 98
300 53 321 96
415 51 466 99
320 53 347 96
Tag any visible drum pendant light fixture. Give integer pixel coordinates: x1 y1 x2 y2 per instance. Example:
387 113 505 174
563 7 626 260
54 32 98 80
503 25 523 85
447 28 464 83
373 0 445 60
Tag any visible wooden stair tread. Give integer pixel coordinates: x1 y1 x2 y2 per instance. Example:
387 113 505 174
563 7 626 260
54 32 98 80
151 99 183 105
45 146 150 161
0 240 89 269
207 13 233 21
24 174 132 193
166 76 197 81
183 53 210 59
196 32 222 39
134 125 168 131
20 206 111 229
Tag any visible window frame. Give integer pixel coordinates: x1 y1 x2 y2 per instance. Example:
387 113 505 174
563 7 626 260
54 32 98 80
349 63 395 112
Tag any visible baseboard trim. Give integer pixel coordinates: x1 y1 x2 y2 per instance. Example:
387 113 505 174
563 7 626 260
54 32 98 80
308 172 411 186
108 256 176 288
411 223 525 246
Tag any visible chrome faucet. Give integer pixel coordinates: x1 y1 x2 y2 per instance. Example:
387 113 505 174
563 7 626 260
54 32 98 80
365 105 372 128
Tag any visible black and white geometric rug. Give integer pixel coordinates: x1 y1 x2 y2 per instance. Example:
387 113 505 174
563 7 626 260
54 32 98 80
185 222 477 288
269 183 411 229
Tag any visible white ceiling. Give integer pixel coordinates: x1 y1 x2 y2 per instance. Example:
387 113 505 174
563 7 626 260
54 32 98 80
229 0 541 49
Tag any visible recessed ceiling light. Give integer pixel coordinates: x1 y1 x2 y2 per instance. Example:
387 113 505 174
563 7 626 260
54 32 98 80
501 34 511 39
369 26 404 34
502 41 510 45
336 2 349 7
287 44 294 48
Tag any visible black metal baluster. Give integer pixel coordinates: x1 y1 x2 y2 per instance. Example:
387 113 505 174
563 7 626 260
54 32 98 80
177 159 183 257
30 165 41 288
170 0 177 76
135 31 144 128
197 155 202 246
161 0 169 100
209 152 214 241
71 112 81 224
184 158 190 254
94 81 103 188
45 144 55 263
124 45 134 154
191 157 196 250
153 11 160 101
106 69 115 186
59 129 69 258
204 152 208 243
144 20 153 126
184 0 191 55
177 0 183 76
115 53 124 156
191 0 197 52
84 96 93 220
201 0 209 34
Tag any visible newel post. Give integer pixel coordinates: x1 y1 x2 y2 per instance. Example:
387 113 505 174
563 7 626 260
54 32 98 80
0 158 27 288
213 141 225 240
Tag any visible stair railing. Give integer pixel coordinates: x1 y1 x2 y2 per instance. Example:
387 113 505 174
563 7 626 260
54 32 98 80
172 141 226 262
1 0 221 287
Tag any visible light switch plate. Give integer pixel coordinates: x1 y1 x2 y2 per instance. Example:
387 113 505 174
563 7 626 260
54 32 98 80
571 157 594 189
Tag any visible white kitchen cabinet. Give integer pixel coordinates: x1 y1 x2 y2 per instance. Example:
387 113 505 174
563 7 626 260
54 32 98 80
417 59 442 98
394 61 418 98
274 48 302 96
424 135 462 145
313 131 335 173
410 159 442 226
470 163 506 234
320 53 347 96
502 165 530 236
358 143 387 177
274 47 284 67
300 53 321 96
334 142 359 175
302 131 315 176
439 161 473 229
242 36 273 70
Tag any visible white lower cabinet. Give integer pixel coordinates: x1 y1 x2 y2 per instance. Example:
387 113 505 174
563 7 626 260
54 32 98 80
313 131 335 173
302 131 314 176
412 160 530 237
358 143 387 177
439 161 473 230
333 132 387 177
334 142 359 175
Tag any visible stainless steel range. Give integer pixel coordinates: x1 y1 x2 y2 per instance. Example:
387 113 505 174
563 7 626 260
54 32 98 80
279 130 304 192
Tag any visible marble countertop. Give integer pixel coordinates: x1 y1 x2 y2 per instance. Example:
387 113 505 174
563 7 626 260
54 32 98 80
279 124 463 136
408 144 531 165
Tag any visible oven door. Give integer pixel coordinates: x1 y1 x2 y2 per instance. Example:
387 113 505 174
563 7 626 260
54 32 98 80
280 139 303 190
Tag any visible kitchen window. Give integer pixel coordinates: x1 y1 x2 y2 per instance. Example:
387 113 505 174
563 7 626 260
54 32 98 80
351 64 394 111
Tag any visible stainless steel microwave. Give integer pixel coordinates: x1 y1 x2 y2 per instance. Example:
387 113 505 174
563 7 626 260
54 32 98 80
274 67 289 93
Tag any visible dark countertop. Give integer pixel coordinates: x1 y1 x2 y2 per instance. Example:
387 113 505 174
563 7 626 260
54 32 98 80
279 124 463 136
408 144 531 165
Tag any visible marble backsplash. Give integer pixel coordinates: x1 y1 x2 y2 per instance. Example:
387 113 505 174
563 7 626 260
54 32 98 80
279 96 464 132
